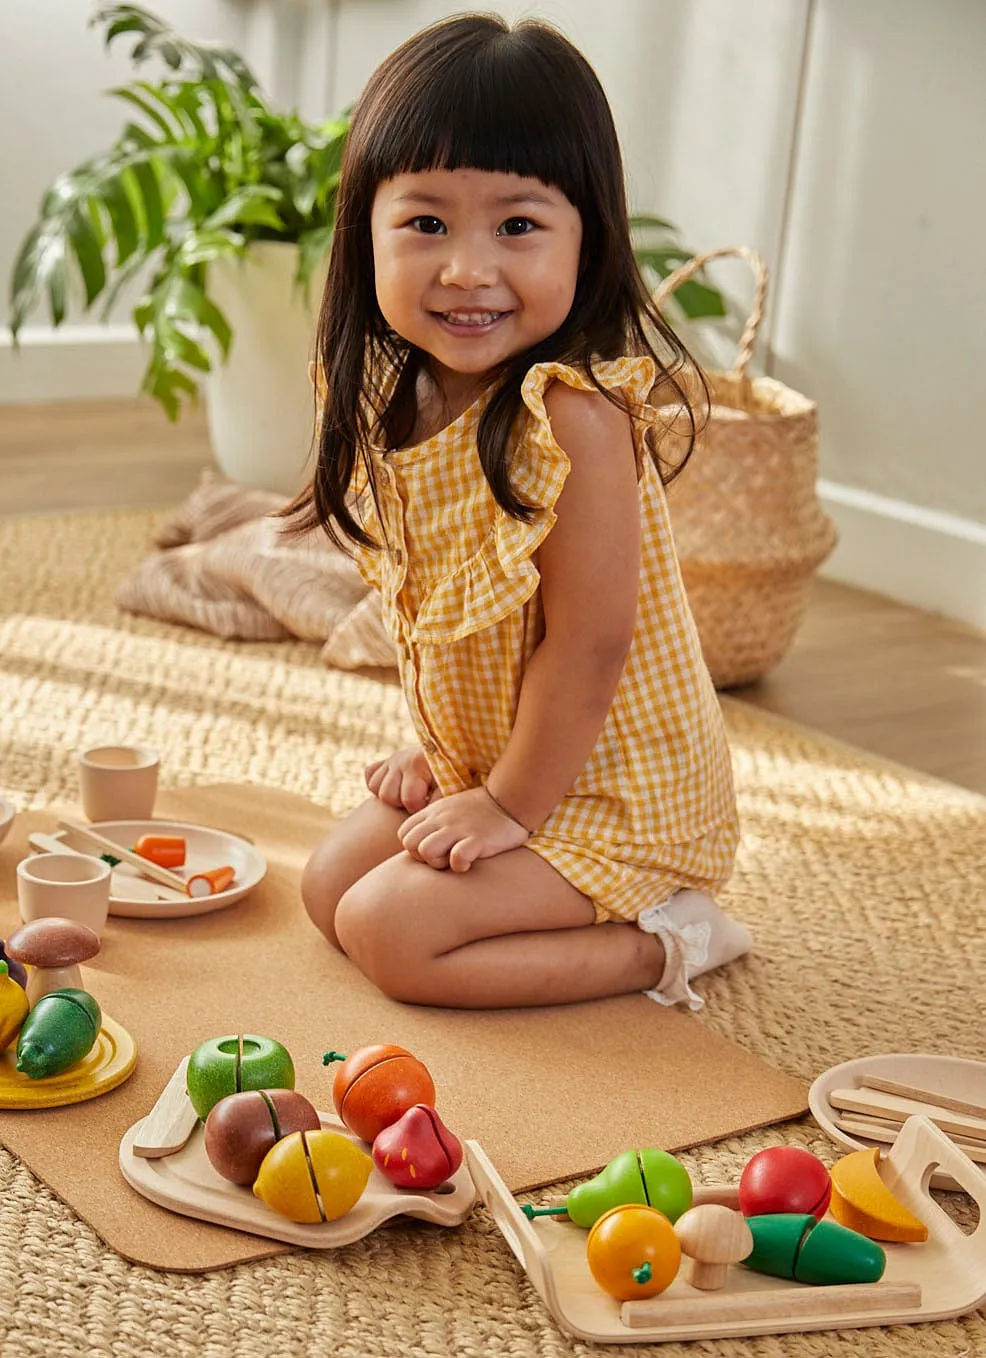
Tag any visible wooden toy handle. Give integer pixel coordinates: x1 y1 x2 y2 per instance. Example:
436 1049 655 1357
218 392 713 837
131 1057 199 1158
622 1281 922 1329
57 818 189 892
882 1114 986 1260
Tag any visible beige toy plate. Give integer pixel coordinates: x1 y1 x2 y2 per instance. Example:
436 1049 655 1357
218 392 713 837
53 819 266 918
0 1013 137 1108
809 1052 986 1191
119 1070 476 1247
467 1116 986 1345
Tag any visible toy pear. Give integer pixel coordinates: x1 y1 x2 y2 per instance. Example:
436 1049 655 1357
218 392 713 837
523 1148 692 1229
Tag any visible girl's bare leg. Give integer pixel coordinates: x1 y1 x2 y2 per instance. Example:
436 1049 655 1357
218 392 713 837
301 796 407 950
332 842 666 1009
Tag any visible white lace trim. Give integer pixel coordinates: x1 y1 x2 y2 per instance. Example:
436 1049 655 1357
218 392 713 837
637 901 712 1012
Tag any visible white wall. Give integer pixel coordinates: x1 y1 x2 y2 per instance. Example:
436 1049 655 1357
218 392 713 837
0 0 983 626
0 0 245 399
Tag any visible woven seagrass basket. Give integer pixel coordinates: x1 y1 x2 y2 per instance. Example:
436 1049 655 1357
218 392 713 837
653 247 838 689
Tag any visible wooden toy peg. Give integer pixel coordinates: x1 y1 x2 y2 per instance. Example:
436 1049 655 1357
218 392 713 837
674 1203 754 1289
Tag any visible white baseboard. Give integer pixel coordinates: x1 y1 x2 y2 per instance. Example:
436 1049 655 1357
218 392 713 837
0 325 144 403
819 479 986 632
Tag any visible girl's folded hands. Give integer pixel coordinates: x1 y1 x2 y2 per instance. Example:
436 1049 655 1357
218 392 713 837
398 787 530 872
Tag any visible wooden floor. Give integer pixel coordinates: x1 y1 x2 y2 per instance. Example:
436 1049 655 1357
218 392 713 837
2 397 985 796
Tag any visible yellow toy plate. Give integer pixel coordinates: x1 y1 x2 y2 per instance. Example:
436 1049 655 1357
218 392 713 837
0 1013 137 1108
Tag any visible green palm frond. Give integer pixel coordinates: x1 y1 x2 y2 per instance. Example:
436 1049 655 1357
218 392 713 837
8 4 348 419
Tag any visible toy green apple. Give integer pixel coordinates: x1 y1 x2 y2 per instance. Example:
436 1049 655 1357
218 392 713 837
186 1033 295 1120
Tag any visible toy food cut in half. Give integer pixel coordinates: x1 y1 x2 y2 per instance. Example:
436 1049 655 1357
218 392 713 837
324 1044 436 1142
828 1146 929 1243
253 1129 372 1222
186 1034 295 1120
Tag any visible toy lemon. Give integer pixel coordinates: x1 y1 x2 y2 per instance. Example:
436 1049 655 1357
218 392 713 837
253 1129 372 1223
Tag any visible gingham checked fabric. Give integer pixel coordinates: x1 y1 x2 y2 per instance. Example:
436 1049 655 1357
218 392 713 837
348 357 739 922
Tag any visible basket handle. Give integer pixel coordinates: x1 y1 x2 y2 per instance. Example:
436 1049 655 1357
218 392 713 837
651 245 768 381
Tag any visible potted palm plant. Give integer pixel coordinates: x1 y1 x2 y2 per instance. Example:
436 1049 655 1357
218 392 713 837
8 4 348 491
8 5 724 493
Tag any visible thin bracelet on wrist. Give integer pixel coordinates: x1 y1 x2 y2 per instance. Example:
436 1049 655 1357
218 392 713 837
483 783 534 836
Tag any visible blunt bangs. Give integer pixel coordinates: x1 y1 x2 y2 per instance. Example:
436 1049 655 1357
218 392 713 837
353 21 607 213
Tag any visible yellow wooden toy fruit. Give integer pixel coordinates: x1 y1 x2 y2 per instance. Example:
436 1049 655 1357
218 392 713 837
829 1146 928 1243
253 1129 372 1223
0 962 29 1050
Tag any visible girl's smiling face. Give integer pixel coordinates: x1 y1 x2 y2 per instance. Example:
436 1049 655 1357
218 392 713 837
370 168 583 406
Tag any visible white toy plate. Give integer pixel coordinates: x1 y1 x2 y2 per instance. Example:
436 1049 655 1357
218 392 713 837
809 1052 986 1191
53 819 266 918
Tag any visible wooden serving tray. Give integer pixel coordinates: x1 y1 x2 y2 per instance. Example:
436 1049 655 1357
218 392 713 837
466 1116 986 1344
119 1062 476 1248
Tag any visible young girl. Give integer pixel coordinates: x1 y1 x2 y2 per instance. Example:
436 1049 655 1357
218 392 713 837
287 13 752 1010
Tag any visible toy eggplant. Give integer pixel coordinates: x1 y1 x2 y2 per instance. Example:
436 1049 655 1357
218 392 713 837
523 1148 693 1228
15 988 101 1079
0 961 29 1049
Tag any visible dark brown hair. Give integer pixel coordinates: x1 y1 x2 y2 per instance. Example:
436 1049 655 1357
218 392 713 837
283 12 706 549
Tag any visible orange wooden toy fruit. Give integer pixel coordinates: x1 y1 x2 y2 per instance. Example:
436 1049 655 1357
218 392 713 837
324 1044 436 1142
586 1204 681 1301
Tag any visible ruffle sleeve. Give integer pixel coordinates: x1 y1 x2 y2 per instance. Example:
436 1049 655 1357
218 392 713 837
408 357 657 645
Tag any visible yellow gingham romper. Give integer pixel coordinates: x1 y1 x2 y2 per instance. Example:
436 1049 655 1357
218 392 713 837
348 356 739 923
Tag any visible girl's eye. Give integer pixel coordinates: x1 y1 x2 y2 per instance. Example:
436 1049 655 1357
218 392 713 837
498 217 536 237
410 216 445 235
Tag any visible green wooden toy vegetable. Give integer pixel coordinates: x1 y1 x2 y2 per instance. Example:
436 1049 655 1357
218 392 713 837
16 988 102 1079
523 1148 693 1228
742 1213 886 1285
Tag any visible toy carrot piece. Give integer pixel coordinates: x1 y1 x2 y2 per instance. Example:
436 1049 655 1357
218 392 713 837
133 834 186 868
185 865 236 898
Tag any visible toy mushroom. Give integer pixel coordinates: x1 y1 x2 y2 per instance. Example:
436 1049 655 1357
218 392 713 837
5 918 101 1007
674 1203 754 1290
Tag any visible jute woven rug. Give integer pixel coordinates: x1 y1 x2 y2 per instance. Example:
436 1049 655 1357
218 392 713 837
1 505 984 1357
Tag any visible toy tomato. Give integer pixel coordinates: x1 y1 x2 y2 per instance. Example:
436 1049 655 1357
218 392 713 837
586 1204 681 1302
738 1147 831 1220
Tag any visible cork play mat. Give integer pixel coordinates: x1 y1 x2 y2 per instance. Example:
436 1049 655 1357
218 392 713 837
1 507 985 1357
0 781 809 1272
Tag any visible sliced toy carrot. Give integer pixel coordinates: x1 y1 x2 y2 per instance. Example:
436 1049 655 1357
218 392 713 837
185 865 236 898
133 834 186 868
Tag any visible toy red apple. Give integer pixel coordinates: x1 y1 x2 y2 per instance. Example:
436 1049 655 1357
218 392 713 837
372 1103 463 1189
324 1044 435 1142
738 1146 832 1219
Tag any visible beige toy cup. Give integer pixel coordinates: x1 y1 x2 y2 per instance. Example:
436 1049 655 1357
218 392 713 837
16 852 111 938
78 744 159 822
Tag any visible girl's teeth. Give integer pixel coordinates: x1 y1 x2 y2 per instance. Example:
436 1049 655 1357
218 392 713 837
444 311 501 325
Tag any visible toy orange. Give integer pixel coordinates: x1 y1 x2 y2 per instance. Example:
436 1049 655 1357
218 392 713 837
586 1204 681 1301
323 1044 436 1142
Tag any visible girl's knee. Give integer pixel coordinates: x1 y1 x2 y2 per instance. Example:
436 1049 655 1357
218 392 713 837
334 876 415 999
300 846 347 950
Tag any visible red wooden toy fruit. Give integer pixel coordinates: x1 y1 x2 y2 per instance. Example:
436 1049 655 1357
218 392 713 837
738 1146 832 1219
323 1044 436 1142
372 1103 463 1189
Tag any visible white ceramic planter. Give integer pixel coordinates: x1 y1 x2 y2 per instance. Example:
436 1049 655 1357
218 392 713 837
205 241 325 495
